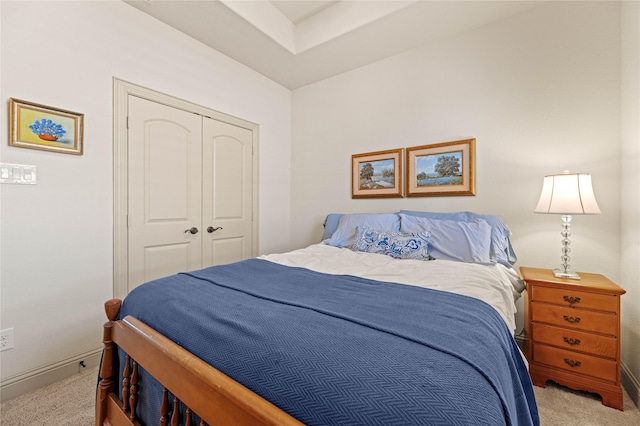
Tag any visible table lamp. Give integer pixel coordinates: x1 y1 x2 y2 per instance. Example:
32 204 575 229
534 171 601 279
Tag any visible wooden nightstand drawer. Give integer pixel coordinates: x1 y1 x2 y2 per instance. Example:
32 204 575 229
533 345 618 383
532 323 617 359
531 303 617 335
531 286 617 312
521 267 625 410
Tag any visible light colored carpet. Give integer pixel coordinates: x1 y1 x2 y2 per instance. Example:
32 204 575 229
1 366 639 425
533 380 640 426
0 367 96 426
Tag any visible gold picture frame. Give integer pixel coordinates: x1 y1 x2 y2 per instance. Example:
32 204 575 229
352 148 403 198
9 98 84 155
406 139 475 197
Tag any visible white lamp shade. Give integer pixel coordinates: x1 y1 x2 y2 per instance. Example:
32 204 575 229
534 172 601 214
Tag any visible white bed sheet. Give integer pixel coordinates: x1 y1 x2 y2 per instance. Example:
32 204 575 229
261 243 521 334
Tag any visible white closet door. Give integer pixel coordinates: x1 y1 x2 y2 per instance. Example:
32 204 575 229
202 117 253 267
128 96 203 290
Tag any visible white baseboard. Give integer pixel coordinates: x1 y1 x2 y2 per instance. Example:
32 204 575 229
621 361 640 409
0 348 102 403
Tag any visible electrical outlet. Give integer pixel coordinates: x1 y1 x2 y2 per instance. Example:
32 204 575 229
1 328 15 351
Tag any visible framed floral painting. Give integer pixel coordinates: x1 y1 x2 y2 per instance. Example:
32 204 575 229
352 148 403 198
9 98 84 155
406 139 475 197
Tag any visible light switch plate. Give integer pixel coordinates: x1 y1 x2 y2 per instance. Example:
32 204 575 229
0 163 37 184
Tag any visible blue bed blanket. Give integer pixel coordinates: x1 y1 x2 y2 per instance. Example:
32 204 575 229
120 258 539 425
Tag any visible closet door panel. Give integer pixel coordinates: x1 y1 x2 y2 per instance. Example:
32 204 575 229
145 243 191 282
128 96 203 291
202 118 253 267
213 140 244 218
208 238 246 268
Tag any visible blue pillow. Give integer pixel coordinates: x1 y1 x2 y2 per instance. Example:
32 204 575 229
353 227 432 260
326 214 400 248
399 210 516 266
399 214 492 264
322 214 343 241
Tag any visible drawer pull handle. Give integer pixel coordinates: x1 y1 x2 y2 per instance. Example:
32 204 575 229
564 358 582 368
563 295 581 305
563 337 581 346
563 315 581 324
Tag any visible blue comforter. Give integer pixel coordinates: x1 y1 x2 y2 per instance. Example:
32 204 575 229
120 259 539 425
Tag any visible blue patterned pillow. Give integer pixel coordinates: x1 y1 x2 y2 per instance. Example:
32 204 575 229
352 227 432 261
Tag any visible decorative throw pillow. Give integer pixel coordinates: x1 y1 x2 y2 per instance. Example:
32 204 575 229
352 227 432 261
326 213 400 248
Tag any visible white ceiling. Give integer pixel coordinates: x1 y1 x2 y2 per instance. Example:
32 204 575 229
124 0 546 89
270 1 339 24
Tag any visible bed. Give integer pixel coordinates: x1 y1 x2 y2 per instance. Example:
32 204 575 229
96 211 539 426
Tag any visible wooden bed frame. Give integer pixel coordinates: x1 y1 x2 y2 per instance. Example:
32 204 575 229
96 299 303 426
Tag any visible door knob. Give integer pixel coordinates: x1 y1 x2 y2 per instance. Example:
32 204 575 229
184 227 199 235
207 226 223 233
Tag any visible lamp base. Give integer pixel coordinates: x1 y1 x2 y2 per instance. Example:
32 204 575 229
553 268 581 280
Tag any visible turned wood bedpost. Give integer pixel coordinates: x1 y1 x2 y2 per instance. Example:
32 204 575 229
95 299 122 426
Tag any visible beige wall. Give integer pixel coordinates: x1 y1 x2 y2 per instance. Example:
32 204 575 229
292 1 638 402
0 0 291 388
1 0 638 407
621 0 640 406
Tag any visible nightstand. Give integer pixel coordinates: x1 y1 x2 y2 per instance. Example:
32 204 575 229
520 267 626 410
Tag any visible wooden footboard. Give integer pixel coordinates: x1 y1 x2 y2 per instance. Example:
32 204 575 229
96 299 302 426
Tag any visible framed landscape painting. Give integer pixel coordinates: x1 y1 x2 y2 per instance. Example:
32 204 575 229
406 139 475 197
9 98 84 155
352 148 403 198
